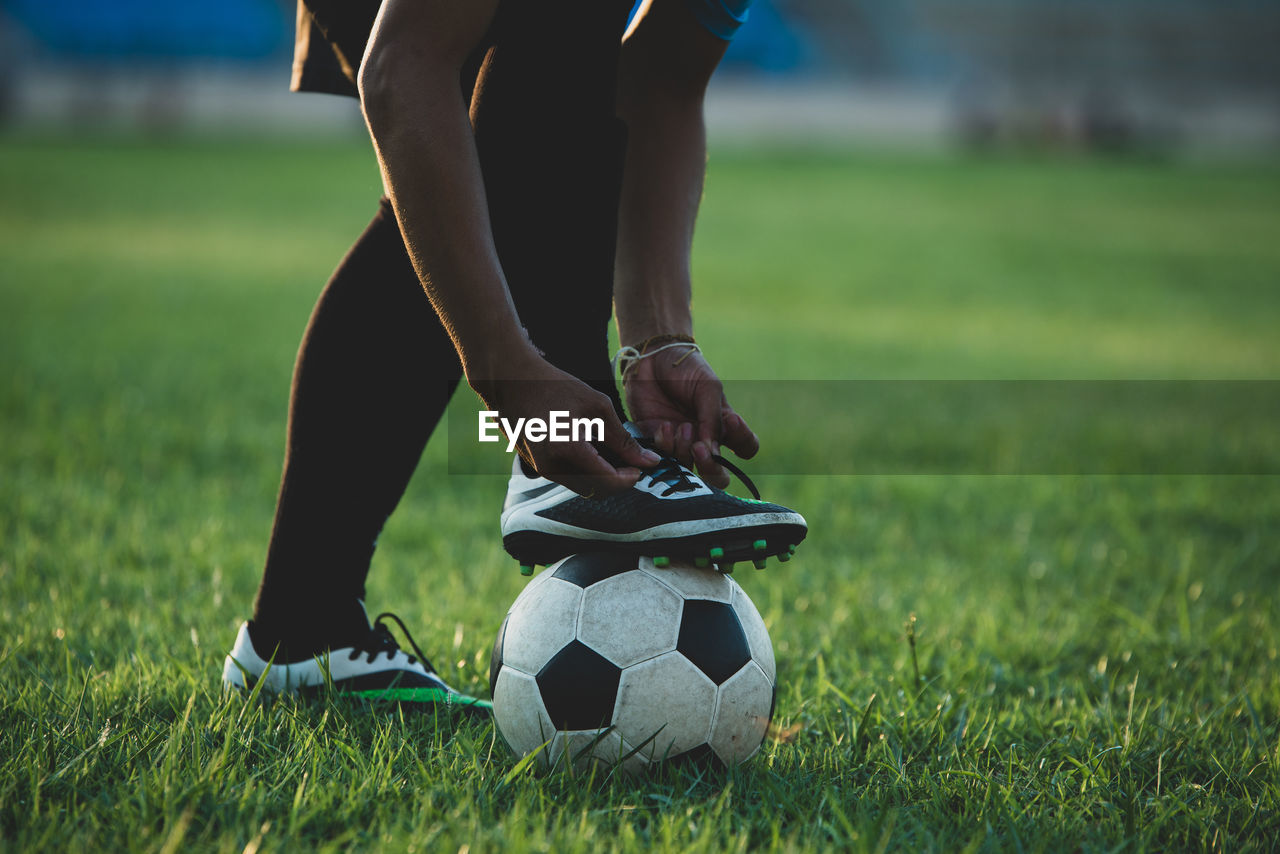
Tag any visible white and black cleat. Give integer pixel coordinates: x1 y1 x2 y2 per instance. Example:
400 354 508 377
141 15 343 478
499 428 806 575
221 609 491 717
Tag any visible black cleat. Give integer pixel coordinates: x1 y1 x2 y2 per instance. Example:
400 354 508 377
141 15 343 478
499 427 806 571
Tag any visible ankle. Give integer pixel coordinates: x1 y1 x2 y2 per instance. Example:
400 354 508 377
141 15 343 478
248 600 371 661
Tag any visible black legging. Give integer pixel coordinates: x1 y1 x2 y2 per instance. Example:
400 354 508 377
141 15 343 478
252 0 635 655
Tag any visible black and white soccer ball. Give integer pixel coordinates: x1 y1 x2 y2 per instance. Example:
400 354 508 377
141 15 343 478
489 553 776 774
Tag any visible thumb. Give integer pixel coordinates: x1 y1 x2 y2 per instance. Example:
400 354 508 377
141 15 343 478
693 381 726 452
603 413 661 469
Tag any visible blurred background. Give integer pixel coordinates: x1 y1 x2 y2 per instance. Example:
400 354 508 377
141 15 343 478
2 8 1278 849
2 0 1279 153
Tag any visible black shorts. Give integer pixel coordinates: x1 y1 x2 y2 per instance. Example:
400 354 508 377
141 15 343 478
290 0 378 97
290 0 751 98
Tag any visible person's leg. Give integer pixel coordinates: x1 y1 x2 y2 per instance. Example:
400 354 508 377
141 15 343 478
471 0 635 418
250 198 463 658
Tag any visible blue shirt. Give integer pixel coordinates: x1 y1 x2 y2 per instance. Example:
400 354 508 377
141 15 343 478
293 0 754 97
686 0 752 40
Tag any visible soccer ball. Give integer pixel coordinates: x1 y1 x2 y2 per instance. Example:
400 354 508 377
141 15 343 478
489 553 776 774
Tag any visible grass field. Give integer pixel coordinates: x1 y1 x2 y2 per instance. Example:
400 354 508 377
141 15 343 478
2 135 1279 851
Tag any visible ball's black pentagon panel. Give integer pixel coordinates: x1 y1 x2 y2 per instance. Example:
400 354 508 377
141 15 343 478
551 552 638 588
536 639 623 730
489 614 509 697
677 599 751 685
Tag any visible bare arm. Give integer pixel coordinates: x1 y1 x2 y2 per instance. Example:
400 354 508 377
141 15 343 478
615 0 758 479
359 0 656 492
614 0 728 346
359 0 523 381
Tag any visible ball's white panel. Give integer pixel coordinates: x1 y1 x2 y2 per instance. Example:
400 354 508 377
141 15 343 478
730 581 775 682
616 733 654 777
502 577 583 674
708 661 772 766
638 560 733 603
492 667 555 759
547 729 649 777
578 571 682 668
613 651 716 761
507 564 559 615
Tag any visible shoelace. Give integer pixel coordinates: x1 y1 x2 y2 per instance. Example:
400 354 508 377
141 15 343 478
637 443 701 497
347 612 438 674
636 438 763 501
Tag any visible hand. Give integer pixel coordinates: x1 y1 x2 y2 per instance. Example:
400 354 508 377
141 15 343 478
623 346 759 488
471 351 660 497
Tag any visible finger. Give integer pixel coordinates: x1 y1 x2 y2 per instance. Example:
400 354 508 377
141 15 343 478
535 441 641 497
654 420 674 454
719 408 760 460
673 421 695 466
601 410 661 470
632 419 675 455
693 381 726 452
692 440 730 488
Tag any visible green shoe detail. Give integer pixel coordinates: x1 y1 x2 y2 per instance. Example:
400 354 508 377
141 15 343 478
652 556 670 568
351 686 449 703
350 687 493 714
753 558 767 570
694 557 710 568
752 539 767 552
519 563 535 577
778 552 791 562
709 547 725 559
457 696 494 713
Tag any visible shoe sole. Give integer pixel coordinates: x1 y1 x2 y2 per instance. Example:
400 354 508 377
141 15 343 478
223 677 493 718
503 521 806 574
347 687 494 718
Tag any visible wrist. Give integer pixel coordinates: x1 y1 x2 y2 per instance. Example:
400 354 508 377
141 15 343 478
616 314 693 349
630 333 696 354
614 274 693 347
462 325 545 400
614 335 701 385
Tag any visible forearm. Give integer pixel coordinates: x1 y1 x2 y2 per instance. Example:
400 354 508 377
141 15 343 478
359 3 537 388
613 0 728 348
352 0 655 489
614 92 704 346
